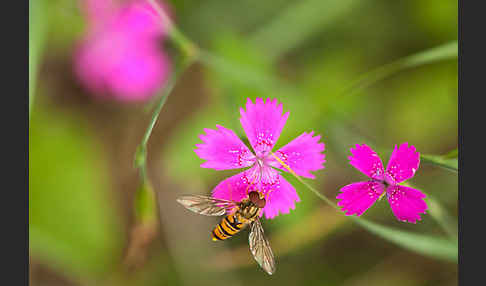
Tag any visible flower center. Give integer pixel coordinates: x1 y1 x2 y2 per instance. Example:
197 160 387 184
384 171 397 185
257 157 265 168
246 153 279 187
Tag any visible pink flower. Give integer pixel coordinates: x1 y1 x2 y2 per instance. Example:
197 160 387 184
74 0 171 102
195 98 326 219
337 143 428 223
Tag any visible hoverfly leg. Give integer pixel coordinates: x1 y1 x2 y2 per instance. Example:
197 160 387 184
264 188 275 201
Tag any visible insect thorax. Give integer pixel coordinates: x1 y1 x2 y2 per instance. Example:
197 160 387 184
236 199 261 221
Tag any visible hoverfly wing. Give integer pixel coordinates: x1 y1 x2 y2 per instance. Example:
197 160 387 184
176 195 237 216
248 218 276 275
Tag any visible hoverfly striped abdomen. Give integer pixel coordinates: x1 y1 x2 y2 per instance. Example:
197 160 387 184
211 191 266 241
211 214 245 241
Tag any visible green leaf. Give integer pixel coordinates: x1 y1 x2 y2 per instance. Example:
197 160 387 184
341 41 457 96
30 104 122 279
355 218 457 262
401 41 458 68
29 0 46 120
421 152 458 173
443 148 458 159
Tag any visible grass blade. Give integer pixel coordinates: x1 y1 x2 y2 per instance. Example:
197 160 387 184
355 218 457 262
341 41 457 96
421 152 458 173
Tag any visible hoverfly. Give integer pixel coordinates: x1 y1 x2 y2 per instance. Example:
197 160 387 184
176 190 276 275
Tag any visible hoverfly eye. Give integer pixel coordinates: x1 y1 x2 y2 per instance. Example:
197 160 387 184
248 191 260 203
255 198 266 208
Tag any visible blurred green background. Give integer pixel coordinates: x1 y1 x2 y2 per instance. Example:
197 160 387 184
29 0 458 285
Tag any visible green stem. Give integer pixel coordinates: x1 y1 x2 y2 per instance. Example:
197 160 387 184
135 81 172 180
135 58 195 181
135 0 201 182
146 0 199 59
271 152 338 210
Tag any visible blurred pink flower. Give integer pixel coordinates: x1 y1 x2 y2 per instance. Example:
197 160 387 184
337 143 428 223
74 0 171 101
195 98 326 219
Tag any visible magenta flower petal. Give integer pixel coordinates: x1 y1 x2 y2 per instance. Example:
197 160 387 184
385 143 420 184
336 181 385 216
212 170 257 204
348 144 385 180
74 35 169 101
260 174 300 219
239 98 289 157
202 98 324 219
74 0 171 101
269 131 325 178
386 185 427 223
195 125 255 170
114 1 165 39
108 43 170 100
